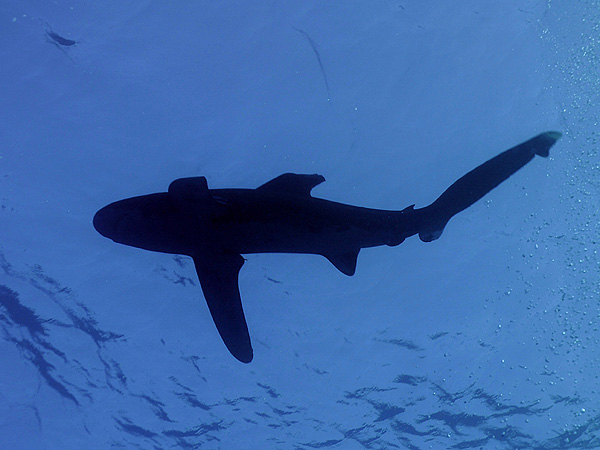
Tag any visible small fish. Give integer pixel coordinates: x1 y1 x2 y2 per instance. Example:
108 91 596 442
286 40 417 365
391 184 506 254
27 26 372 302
46 30 77 47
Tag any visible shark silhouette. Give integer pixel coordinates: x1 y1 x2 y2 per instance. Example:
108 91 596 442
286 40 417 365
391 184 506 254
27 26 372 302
93 131 561 363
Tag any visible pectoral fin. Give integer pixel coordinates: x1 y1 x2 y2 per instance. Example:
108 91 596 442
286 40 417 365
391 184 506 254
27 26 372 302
193 253 253 363
168 177 212 202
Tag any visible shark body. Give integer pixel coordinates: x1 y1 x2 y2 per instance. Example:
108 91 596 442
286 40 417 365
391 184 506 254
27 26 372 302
93 132 561 362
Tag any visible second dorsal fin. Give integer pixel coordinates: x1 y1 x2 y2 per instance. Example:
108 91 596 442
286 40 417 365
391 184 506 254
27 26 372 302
257 173 325 196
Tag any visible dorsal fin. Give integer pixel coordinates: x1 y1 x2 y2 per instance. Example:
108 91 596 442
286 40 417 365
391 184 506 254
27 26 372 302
168 177 212 202
257 173 325 196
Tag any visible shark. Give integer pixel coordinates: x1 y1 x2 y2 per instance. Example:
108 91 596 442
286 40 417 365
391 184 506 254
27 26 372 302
93 131 561 363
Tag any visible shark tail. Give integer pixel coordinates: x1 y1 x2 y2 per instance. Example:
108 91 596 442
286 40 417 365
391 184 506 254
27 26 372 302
417 131 561 243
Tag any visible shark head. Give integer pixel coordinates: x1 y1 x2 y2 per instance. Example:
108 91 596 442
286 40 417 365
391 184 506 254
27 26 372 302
93 199 129 242
93 193 188 253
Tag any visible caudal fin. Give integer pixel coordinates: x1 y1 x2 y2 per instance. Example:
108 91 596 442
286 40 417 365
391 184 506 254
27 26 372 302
530 131 561 157
417 131 561 242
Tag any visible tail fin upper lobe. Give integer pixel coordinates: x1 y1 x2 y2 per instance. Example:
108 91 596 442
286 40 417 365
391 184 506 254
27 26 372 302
417 131 561 243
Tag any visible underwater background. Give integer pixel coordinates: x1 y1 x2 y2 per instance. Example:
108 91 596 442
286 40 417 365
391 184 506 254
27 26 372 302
1 1 598 449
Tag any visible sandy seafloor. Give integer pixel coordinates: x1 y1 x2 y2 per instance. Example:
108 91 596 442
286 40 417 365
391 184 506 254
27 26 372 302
1 1 599 449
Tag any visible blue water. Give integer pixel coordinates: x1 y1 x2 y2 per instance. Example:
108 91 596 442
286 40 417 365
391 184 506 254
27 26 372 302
0 2 596 449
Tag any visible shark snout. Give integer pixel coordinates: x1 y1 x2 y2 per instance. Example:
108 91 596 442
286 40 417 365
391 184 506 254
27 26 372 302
93 205 119 239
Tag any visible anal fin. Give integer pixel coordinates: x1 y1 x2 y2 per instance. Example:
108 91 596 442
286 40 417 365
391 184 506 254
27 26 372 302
323 249 360 276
